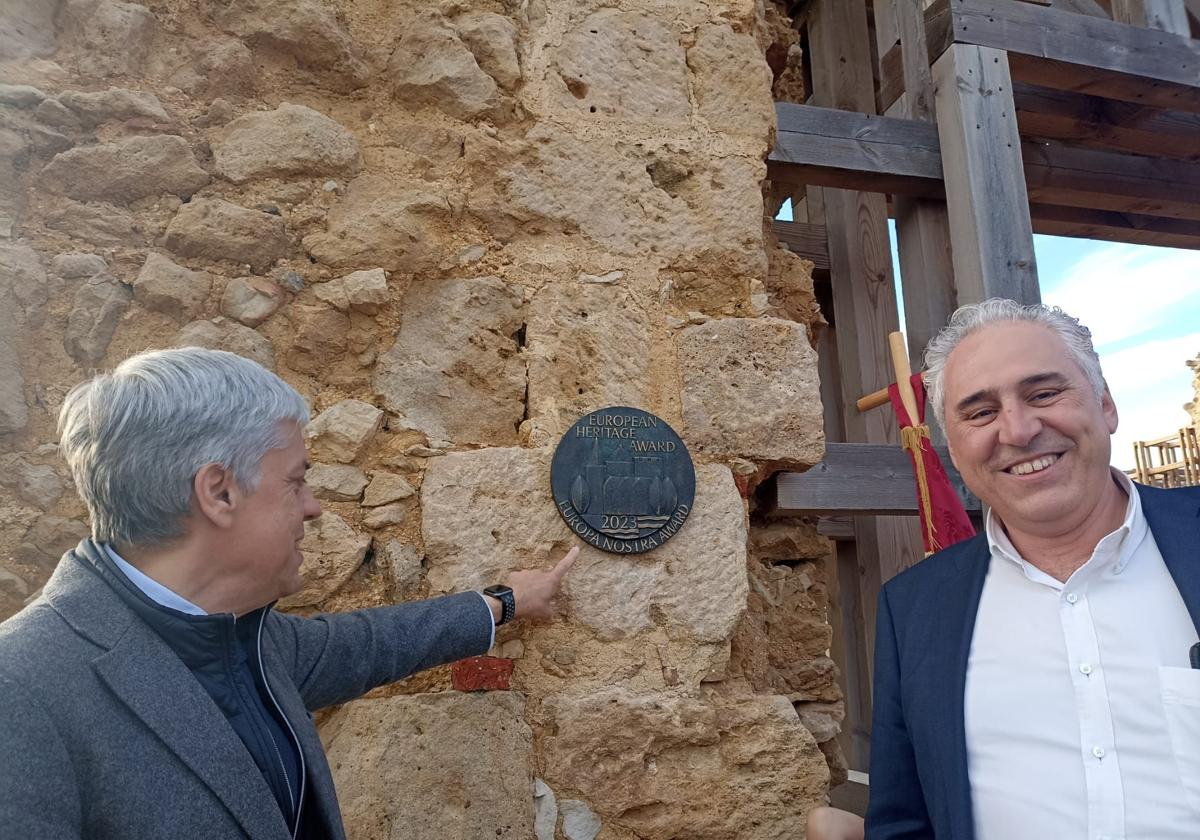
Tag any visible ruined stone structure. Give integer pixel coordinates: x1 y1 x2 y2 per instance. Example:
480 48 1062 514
1188 354 1200 430
0 1 840 836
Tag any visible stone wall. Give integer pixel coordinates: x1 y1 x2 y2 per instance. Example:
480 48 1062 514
0 1 841 836
1188 354 1200 430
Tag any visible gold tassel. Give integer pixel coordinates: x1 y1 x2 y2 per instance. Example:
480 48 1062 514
900 423 940 556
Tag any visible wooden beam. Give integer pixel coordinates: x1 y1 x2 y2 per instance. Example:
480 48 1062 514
880 0 1200 114
1013 83 1200 162
772 443 981 515
772 219 831 270
933 44 1040 304
1114 0 1190 32
1030 203 1200 248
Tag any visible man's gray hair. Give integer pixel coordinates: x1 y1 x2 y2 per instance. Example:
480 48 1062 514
58 347 310 547
924 298 1106 429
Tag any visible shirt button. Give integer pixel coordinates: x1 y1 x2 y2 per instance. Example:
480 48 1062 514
1066 593 1079 604
1092 746 1105 759
1079 663 1093 675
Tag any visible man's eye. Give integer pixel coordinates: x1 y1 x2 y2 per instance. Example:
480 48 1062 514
966 408 996 422
1032 390 1060 401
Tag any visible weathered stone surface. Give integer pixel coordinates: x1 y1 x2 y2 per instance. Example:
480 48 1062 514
173 317 275 369
374 276 524 446
133 253 212 322
34 98 81 130
321 692 534 839
388 12 500 121
305 399 382 464
0 84 46 107
285 304 349 374
64 275 132 366
313 268 388 314
560 800 601 840
686 24 775 140
220 276 282 327
361 471 414 507
525 281 653 441
450 656 513 691
0 310 26 433
52 253 107 280
0 0 61 60
57 88 170 127
0 128 28 237
678 317 823 466
0 241 49 325
26 515 90 560
424 449 747 643
59 0 157 78
164 198 289 271
213 103 361 184
542 689 828 839
534 778 557 840
764 244 821 326
302 176 452 272
1188 354 1200 429
280 512 369 607
455 12 520 90
217 0 368 89
0 457 63 510
306 463 367 502
550 11 689 122
379 538 421 595
46 201 142 248
168 40 256 98
41 136 209 203
362 503 406 529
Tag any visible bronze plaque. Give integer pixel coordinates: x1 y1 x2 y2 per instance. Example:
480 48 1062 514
551 406 695 554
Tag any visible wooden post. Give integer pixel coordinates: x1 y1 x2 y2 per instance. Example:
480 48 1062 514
933 44 1041 304
1113 0 1191 33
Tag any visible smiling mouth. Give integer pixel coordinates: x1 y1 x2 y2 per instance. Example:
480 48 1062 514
1006 453 1060 476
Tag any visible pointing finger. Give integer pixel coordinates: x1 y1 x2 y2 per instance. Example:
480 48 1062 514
551 546 580 580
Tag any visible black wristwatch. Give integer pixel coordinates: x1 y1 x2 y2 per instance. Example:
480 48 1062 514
483 584 516 625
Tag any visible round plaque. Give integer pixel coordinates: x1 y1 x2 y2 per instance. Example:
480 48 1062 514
551 406 696 554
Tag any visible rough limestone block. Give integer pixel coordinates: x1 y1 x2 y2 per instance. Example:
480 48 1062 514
41 136 208 203
423 448 748 643
560 800 601 840
168 40 256 99
361 503 406 530
306 463 367 502
454 12 520 90
164 198 289 271
59 0 156 78
678 317 824 467
46 201 142 248
217 0 369 90
0 128 28 238
63 275 132 367
213 103 361 184
321 692 534 840
0 457 63 510
57 88 170 127
0 0 61 60
686 24 775 141
0 241 49 325
388 12 500 120
279 512 369 608
542 688 828 839
525 281 653 441
313 268 389 314
52 253 107 280
0 310 27 433
451 656 513 691
173 318 275 370
132 253 211 322
374 276 525 446
379 538 421 595
220 277 282 327
361 471 415 507
305 399 383 464
26 515 90 560
551 10 689 122
302 176 452 272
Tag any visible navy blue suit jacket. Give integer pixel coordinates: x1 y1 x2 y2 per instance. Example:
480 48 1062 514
864 483 1200 839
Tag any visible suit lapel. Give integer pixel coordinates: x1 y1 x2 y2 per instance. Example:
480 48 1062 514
1139 484 1200 637
91 612 289 840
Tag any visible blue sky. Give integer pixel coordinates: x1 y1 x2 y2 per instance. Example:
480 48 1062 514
777 201 1200 469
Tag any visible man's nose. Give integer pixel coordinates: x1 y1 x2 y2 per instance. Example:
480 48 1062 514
302 487 323 521
997 401 1041 448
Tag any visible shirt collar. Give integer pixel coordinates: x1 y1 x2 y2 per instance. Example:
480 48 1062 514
103 544 207 616
985 468 1148 586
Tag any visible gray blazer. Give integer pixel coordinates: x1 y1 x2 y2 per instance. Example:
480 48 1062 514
0 547 494 839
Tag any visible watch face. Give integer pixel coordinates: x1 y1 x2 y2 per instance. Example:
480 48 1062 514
484 585 513 597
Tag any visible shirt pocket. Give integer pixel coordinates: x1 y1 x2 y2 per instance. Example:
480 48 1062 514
1160 665 1200 813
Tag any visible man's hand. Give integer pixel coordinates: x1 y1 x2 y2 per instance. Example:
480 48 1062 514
488 546 579 623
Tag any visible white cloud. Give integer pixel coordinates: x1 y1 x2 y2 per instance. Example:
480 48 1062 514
1045 244 1200 350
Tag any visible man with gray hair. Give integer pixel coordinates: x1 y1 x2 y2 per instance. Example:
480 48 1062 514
0 347 578 839
862 298 1200 839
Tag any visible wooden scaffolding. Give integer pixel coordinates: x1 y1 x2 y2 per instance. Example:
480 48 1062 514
762 0 1200 777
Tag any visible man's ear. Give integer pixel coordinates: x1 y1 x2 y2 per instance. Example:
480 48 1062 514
193 462 240 529
1101 383 1119 435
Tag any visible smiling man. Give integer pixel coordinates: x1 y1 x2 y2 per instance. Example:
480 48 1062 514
0 347 578 840
864 299 1200 839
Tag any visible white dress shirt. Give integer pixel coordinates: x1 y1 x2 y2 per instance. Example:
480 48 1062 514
965 471 1200 840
